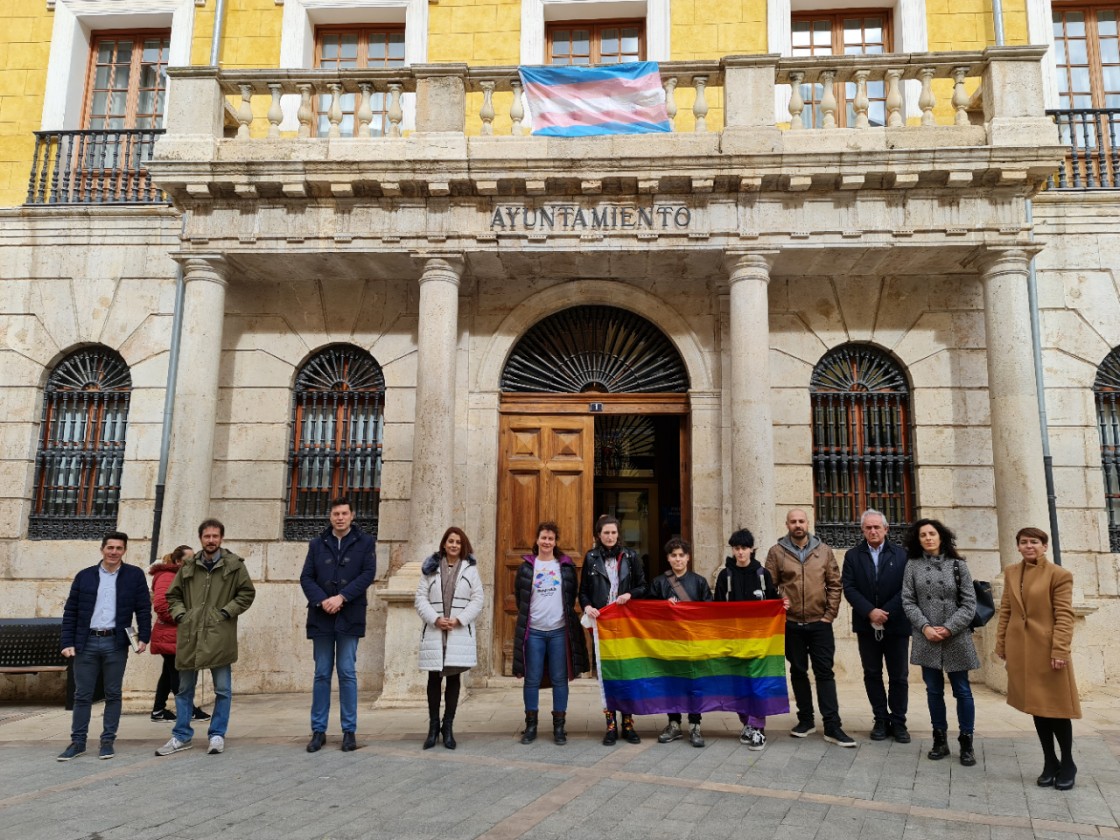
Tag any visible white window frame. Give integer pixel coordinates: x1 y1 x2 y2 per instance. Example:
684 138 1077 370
769 0 926 123
41 0 196 131
1025 0 1057 108
520 0 670 65
279 0 427 131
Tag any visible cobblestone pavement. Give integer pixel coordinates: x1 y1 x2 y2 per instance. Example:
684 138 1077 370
1 682 1118 840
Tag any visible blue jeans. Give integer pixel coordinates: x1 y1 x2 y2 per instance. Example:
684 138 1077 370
311 633 359 733
523 627 569 713
173 665 232 742
921 667 974 734
71 634 128 744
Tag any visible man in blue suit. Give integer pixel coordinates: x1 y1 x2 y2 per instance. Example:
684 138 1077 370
841 509 911 743
58 531 151 761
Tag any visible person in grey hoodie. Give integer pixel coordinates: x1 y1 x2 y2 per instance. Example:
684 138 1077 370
765 508 855 748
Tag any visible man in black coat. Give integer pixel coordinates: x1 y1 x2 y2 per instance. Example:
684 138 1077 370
58 531 151 761
841 509 912 743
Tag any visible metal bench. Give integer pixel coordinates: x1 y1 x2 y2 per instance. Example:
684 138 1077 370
0 618 67 675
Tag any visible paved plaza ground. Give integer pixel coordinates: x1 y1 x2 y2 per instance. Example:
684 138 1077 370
1 680 1118 840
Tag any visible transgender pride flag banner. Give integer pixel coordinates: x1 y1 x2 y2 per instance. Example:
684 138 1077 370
518 62 671 137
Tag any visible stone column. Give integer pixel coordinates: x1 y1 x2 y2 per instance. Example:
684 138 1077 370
977 248 1050 561
162 255 228 544
725 250 778 542
376 253 464 707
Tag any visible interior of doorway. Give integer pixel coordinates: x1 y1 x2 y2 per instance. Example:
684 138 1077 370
592 414 683 584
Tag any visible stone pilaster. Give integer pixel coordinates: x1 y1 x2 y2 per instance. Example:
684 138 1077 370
376 252 464 707
976 248 1050 562
162 255 228 547
725 250 778 541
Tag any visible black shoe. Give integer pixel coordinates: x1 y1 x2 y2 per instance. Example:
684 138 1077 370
98 740 114 760
56 742 86 761
341 731 357 752
1037 760 1059 787
870 720 889 741
602 712 618 746
424 718 441 750
192 707 211 721
150 709 176 722
1056 758 1077 791
552 712 567 746
306 731 326 753
790 720 815 738
892 723 911 744
520 711 539 745
958 733 976 767
823 726 857 748
441 718 456 750
927 729 950 760
621 716 641 744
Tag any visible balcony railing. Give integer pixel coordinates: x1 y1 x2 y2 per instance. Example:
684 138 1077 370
1047 108 1120 189
25 129 168 206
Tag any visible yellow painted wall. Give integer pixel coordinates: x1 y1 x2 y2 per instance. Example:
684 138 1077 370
0 1 53 207
429 0 522 65
928 0 1031 51
192 0 282 69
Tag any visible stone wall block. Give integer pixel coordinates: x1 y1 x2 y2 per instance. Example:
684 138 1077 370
912 426 994 467
213 422 288 463
217 387 290 425
222 314 313 362
208 501 283 543
127 353 171 389
872 275 931 350
912 387 991 426
785 276 849 349
1043 387 1096 427
414 66 467 133
768 313 828 364
0 352 45 389
0 423 38 461
1043 309 1113 367
0 386 40 423
211 460 286 501
770 387 811 427
3 314 61 367
891 312 953 370
266 542 308 583
915 465 995 508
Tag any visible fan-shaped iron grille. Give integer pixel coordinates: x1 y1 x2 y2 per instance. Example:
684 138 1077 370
501 306 689 394
596 415 657 477
1094 347 1120 551
809 345 914 548
30 347 132 540
285 345 385 542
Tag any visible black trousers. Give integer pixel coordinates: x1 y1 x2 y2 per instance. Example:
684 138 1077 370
785 620 840 727
855 631 910 726
153 654 180 712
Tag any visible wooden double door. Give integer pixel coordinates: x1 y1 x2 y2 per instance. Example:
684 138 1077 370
494 395 688 676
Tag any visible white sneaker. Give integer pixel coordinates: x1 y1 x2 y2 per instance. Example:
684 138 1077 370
207 735 225 755
739 724 755 745
155 737 192 757
747 728 767 751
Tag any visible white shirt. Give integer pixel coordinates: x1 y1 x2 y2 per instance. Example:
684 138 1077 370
528 559 564 631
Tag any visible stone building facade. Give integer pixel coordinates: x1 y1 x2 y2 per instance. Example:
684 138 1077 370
1 0 1118 705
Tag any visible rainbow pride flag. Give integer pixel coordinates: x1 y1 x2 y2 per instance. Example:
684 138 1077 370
593 600 789 717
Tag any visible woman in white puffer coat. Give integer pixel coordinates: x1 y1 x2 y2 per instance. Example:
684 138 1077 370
415 526 485 751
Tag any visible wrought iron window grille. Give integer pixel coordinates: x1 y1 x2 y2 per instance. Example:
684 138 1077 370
1094 347 1120 552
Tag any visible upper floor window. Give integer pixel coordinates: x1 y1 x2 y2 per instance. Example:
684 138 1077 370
285 345 385 542
1094 346 1120 552
1053 5 1120 109
30 347 132 540
791 11 891 127
547 20 645 65
84 31 171 130
809 344 915 548
314 26 406 136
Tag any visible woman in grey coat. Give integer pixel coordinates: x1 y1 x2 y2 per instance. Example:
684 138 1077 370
902 519 979 767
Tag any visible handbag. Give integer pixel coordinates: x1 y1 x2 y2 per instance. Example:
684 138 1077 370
953 559 995 629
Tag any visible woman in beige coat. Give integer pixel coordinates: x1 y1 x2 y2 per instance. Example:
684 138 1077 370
995 527 1081 791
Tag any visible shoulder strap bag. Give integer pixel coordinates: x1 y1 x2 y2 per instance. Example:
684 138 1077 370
953 558 995 629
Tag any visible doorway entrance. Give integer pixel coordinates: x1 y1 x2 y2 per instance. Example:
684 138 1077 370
493 304 691 676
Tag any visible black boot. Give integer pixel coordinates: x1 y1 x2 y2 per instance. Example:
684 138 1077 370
621 715 641 744
552 712 567 745
441 715 456 750
958 732 976 767
927 729 950 760
602 711 618 746
1056 757 1077 791
520 711 539 744
423 717 441 750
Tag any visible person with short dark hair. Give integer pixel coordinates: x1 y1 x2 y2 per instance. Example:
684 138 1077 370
902 518 980 767
57 532 151 761
157 518 256 757
512 521 589 745
841 509 912 744
649 536 712 747
301 498 376 753
580 514 648 745
416 526 483 750
715 527 778 750
996 527 1082 790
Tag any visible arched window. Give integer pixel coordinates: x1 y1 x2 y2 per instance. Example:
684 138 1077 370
810 344 916 548
285 345 385 542
30 347 132 540
1094 347 1120 552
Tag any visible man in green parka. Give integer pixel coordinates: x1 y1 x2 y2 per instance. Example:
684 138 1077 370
156 518 256 757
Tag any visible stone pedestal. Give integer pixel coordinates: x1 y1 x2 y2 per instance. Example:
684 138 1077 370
376 253 464 705
726 251 778 540
162 255 228 546
977 248 1050 562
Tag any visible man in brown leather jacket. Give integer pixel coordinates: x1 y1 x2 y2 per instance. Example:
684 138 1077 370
765 508 855 747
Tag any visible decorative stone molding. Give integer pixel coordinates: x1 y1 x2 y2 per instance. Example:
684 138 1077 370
176 254 229 288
